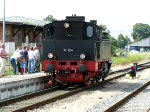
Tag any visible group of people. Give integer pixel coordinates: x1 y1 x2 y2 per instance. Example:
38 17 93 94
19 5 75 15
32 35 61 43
0 44 41 77
10 45 41 75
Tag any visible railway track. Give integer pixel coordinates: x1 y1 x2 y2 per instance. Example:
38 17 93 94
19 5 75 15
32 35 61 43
0 62 149 112
104 81 150 112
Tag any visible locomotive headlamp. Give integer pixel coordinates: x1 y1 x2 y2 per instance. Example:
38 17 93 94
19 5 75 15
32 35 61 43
64 23 69 28
48 53 53 59
80 53 85 60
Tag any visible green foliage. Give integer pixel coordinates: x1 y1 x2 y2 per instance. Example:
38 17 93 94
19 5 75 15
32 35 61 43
115 34 131 49
117 34 125 48
5 65 13 75
109 34 131 55
98 24 108 39
43 15 56 22
124 35 131 46
117 34 131 49
132 23 150 41
109 36 117 54
111 46 117 55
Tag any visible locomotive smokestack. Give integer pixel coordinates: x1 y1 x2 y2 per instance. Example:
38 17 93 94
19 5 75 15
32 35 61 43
90 20 97 24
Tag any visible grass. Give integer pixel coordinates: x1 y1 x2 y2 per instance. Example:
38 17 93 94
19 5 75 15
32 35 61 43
6 65 13 75
112 52 150 66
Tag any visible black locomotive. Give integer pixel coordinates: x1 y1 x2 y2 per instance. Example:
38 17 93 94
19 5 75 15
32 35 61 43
42 15 112 85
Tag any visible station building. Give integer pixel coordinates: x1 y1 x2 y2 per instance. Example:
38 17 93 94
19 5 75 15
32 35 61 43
0 16 48 53
126 37 150 52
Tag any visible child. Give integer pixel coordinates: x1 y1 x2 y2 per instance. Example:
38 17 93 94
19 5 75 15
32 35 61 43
20 60 24 74
18 50 25 75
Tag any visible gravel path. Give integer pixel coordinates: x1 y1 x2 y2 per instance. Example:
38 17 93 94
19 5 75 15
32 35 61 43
28 65 150 112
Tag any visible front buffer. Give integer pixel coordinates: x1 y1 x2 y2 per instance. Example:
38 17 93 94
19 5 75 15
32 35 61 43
43 60 98 85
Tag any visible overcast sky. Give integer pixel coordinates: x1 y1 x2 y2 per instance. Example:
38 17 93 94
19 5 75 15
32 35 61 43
0 0 150 37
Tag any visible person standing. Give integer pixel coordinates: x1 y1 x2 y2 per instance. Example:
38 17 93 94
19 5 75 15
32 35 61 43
10 46 21 75
23 46 29 73
33 46 40 72
28 47 35 73
0 45 7 77
18 50 25 75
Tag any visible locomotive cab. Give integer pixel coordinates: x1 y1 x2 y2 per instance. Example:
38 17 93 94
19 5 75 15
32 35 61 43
42 15 111 85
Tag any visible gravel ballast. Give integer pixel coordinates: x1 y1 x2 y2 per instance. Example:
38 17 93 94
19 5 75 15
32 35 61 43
28 67 150 112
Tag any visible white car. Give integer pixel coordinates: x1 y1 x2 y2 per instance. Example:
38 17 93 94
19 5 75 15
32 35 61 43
130 50 139 53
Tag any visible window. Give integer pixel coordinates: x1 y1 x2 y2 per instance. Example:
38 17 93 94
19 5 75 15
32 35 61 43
49 25 54 37
87 26 93 37
46 25 54 37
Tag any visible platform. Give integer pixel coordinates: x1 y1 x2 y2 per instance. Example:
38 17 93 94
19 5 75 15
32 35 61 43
0 72 50 101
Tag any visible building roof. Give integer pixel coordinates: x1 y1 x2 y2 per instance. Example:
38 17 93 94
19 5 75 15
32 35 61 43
130 37 150 47
0 16 50 26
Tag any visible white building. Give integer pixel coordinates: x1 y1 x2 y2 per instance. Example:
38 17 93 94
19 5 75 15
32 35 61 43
126 37 150 52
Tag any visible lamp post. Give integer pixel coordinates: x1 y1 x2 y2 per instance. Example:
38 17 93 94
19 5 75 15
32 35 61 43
3 0 5 45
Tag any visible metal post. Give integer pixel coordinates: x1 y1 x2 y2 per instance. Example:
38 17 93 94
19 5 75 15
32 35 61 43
133 63 137 71
3 0 5 45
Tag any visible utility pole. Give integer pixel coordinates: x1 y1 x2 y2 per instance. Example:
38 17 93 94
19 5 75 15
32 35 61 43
3 0 5 45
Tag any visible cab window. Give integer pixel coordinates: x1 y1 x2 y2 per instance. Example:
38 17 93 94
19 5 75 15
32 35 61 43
87 26 93 38
49 25 54 37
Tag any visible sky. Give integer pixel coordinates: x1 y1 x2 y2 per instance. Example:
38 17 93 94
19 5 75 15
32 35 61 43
0 0 150 38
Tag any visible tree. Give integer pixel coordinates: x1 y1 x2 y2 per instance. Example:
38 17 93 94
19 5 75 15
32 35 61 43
117 34 125 49
43 15 56 22
124 35 131 46
116 34 131 48
98 24 110 40
132 23 150 41
109 36 118 54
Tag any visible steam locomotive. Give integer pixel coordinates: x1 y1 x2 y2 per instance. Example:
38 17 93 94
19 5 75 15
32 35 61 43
42 15 112 86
